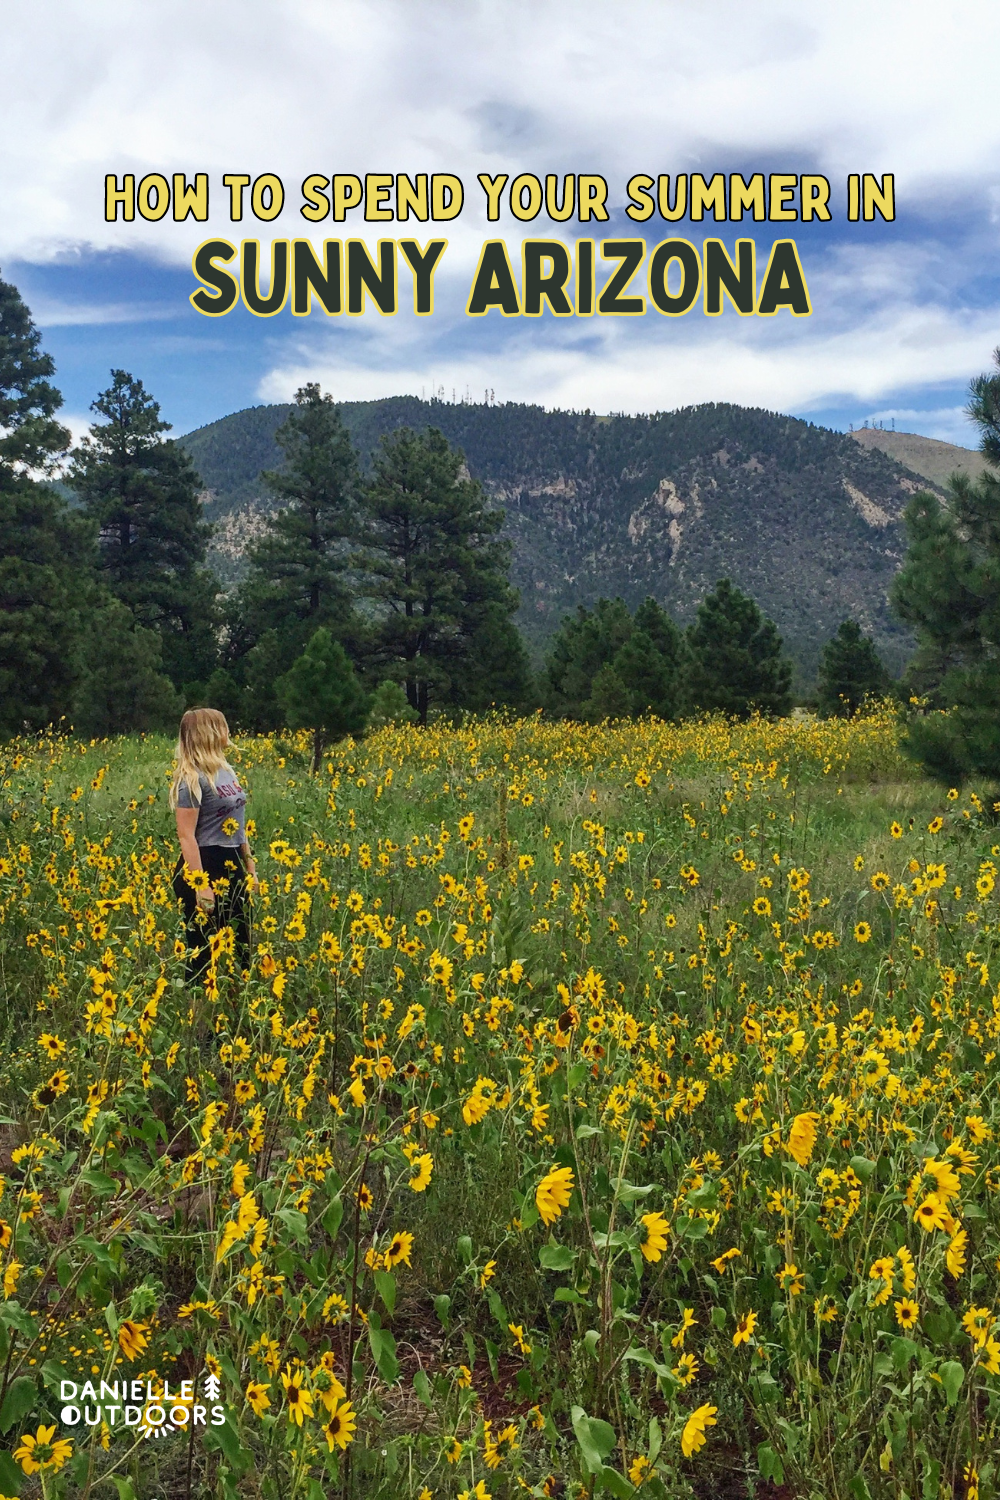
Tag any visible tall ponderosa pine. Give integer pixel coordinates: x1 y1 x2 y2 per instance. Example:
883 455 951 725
70 370 216 691
0 271 84 736
685 578 792 717
361 426 520 722
892 349 1000 781
243 384 359 652
816 619 890 717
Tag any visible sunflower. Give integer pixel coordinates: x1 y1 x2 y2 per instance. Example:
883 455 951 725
638 1210 670 1262
854 921 871 943
813 1295 838 1324
245 1380 270 1416
890 822 903 839
914 1196 949 1233
732 1310 757 1346
280 1366 314 1424
673 1352 699 1385
680 1403 717 1458
322 1292 349 1323
408 1153 433 1192
384 1230 414 1268
323 1399 356 1450
961 1305 994 1350
14 1424 73 1475
894 1297 919 1329
37 1032 65 1059
117 1320 149 1361
535 1164 574 1226
357 1183 374 1211
671 1308 697 1348
927 816 943 834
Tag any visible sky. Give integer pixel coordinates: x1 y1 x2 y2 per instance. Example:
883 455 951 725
2 0 999 446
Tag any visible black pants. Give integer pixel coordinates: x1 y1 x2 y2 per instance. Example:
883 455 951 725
172 845 250 984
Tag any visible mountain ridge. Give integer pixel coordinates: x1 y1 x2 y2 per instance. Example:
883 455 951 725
178 397 952 682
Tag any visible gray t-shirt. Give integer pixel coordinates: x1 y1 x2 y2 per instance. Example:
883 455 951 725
176 767 247 847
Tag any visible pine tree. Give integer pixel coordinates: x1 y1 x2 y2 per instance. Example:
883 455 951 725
0 271 83 736
447 601 534 714
892 355 1000 781
73 597 180 737
368 679 419 727
545 596 684 720
242 384 359 659
586 664 632 720
545 599 633 717
70 370 216 691
614 597 685 718
361 426 517 723
685 579 792 717
816 619 890 716
276 628 369 772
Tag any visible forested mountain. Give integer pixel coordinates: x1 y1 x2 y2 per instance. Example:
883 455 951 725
180 397 936 679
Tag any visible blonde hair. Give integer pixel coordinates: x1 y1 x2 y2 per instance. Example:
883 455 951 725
169 708 231 808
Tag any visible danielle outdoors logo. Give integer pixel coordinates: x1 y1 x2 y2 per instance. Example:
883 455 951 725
59 1369 226 1439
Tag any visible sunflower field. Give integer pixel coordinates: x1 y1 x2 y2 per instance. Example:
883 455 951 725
1 704 1000 1500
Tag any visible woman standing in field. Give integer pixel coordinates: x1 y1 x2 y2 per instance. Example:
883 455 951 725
170 707 256 983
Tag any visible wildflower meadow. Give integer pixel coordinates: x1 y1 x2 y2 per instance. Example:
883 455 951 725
1 704 999 1500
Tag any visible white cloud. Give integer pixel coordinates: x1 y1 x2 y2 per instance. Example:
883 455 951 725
3 0 1000 264
4 0 1000 436
257 298 1000 423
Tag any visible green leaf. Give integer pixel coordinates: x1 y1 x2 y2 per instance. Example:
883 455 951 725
571 1405 617 1474
576 1123 602 1140
213 1415 252 1474
891 1336 918 1372
321 1196 344 1240
849 1156 876 1183
433 1294 451 1329
487 1289 508 1328
128 1229 163 1259
648 1416 662 1465
599 1466 636 1496
80 1168 117 1196
519 1200 540 1232
758 1444 784 1483
104 1301 119 1336
275 1207 308 1244
710 1306 727 1331
938 1360 964 1405
616 1183 654 1205
584 1329 600 1358
485 1338 499 1383
554 1288 588 1304
686 1181 719 1209
568 1062 589 1089
111 1478 138 1500
368 1322 401 1384
622 1345 670 1379
374 1269 396 1315
456 1234 473 1265
0 1376 37 1435
539 1244 573 1271
412 1369 433 1410
0 1449 21 1495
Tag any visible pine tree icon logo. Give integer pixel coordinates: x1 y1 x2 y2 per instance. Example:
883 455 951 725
202 1371 222 1402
